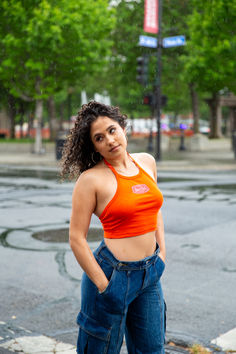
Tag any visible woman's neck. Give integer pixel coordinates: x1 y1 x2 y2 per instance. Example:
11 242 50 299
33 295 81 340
104 152 138 175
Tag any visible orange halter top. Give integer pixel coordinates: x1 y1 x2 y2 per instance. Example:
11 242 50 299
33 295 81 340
99 154 164 239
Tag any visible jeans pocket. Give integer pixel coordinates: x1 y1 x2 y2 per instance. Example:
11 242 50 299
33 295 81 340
155 256 165 279
99 268 116 296
97 258 116 295
96 270 124 314
76 311 111 354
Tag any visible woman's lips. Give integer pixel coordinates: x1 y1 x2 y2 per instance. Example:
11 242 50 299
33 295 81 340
110 145 120 152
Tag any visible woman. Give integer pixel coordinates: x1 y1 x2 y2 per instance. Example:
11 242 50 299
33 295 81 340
61 101 166 354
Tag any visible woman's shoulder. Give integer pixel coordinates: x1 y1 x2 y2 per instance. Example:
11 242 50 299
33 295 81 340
130 152 157 179
130 152 156 167
74 161 106 188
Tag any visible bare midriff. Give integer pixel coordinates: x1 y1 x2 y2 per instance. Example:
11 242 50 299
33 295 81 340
104 230 157 261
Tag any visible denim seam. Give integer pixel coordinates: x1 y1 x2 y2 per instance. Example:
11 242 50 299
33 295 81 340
79 311 112 339
80 327 110 342
124 271 131 313
140 268 146 291
104 331 111 354
116 271 130 347
99 252 117 267
96 256 103 264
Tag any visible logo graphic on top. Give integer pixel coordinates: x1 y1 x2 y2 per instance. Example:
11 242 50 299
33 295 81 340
132 184 150 194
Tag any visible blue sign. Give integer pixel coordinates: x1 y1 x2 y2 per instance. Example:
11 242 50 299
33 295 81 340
179 123 187 130
163 35 186 48
139 35 157 48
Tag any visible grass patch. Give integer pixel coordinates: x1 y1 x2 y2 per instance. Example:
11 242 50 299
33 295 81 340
188 344 209 354
167 342 211 354
0 138 52 143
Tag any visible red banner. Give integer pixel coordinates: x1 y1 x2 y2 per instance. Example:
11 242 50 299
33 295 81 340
144 0 158 34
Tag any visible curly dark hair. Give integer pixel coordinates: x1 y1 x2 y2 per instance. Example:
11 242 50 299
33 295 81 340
60 101 128 180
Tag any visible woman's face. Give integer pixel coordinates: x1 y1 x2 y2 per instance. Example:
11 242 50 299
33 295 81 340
90 116 127 159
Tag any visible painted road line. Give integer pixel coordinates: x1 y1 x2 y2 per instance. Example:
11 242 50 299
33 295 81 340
0 335 76 353
211 327 236 351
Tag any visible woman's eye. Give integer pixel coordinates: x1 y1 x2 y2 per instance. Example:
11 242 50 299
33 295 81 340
96 136 103 142
110 128 115 134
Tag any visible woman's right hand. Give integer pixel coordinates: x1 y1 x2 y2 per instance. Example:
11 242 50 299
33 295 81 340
98 279 109 294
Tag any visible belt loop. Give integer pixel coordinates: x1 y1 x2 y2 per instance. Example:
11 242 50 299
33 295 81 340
95 240 105 257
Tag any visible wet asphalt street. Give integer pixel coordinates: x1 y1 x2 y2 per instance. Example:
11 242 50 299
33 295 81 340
0 164 236 352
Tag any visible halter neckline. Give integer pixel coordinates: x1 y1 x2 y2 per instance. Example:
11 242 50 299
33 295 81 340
103 153 141 179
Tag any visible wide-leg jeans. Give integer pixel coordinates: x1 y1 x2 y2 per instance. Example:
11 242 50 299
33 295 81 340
76 240 166 354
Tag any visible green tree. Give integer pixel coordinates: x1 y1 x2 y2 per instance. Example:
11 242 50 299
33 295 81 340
183 0 236 137
0 0 115 147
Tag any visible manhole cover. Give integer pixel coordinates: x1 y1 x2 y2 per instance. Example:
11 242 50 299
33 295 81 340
32 227 103 243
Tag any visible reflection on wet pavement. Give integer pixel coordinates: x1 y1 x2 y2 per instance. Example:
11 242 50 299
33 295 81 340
0 166 60 181
188 184 236 194
32 227 103 243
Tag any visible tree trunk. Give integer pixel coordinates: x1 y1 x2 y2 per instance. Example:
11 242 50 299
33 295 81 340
59 102 64 130
34 78 45 153
27 112 34 138
207 93 222 138
34 99 44 153
47 96 58 141
189 83 200 134
7 94 16 138
19 101 25 139
229 107 236 132
173 113 178 129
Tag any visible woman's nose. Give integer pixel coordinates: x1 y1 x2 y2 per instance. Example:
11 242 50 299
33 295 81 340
106 135 115 144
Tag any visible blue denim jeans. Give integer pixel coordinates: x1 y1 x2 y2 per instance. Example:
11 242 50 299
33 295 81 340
76 240 166 354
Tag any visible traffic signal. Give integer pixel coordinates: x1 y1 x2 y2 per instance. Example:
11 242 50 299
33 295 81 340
143 94 153 106
161 95 168 107
136 56 149 86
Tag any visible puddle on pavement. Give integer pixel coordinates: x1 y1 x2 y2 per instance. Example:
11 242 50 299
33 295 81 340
158 177 196 183
32 227 103 243
187 184 236 195
0 168 60 181
0 182 50 190
181 244 200 249
222 266 236 273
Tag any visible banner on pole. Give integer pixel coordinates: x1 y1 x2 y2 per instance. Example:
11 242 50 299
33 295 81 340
144 0 158 34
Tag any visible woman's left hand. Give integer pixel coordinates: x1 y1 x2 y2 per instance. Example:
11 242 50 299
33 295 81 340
158 252 165 264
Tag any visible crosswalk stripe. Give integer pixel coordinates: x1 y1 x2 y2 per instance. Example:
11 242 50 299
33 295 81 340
211 327 236 351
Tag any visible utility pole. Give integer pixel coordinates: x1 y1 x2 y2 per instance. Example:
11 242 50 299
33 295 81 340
155 0 162 161
140 1 186 159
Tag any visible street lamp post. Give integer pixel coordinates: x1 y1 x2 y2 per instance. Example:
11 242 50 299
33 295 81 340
155 0 162 161
179 123 187 151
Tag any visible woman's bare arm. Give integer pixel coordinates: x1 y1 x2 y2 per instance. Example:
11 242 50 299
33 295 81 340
151 155 166 262
69 171 109 292
155 209 166 262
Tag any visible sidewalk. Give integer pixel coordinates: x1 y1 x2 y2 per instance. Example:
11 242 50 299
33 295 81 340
0 137 235 171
